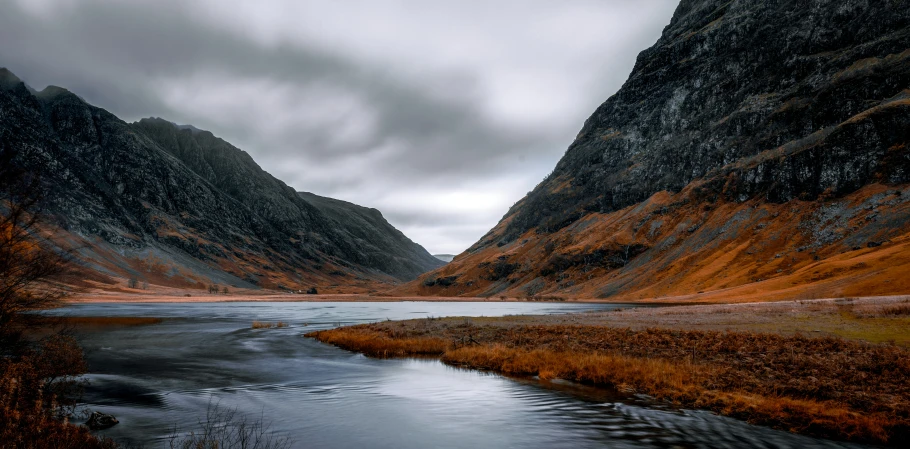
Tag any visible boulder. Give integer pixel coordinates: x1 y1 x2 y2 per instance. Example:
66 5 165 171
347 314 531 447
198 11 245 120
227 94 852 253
85 411 119 430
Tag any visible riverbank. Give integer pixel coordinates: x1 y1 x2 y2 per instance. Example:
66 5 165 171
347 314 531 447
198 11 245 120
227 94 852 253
63 291 616 304
307 296 910 446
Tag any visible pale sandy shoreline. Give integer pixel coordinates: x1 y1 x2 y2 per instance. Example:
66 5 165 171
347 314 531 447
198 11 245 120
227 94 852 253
64 290 910 306
64 292 619 304
62 293 910 345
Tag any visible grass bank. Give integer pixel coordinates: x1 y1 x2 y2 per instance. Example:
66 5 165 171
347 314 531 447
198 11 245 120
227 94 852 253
307 316 910 446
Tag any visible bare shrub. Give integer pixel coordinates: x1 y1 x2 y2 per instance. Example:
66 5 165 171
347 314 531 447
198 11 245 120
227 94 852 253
167 401 291 449
0 143 110 447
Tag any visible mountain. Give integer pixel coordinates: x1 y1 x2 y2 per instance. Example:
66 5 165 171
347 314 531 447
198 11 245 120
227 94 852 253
296 191 444 280
0 70 443 291
398 0 910 301
433 254 455 263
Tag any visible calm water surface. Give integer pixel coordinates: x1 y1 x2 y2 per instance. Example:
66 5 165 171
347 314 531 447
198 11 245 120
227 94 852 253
48 302 866 448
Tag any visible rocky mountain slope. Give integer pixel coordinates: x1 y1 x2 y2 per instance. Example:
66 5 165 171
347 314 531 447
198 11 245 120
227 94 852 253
399 0 910 301
296 191 444 280
0 70 442 291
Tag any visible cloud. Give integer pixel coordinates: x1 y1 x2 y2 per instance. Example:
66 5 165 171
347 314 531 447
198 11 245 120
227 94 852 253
0 0 678 254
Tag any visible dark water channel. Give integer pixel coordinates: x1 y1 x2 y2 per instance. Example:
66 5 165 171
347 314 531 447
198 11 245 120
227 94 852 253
47 302 868 448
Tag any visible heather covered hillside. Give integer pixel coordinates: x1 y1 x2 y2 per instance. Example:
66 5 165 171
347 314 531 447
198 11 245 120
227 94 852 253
401 0 910 301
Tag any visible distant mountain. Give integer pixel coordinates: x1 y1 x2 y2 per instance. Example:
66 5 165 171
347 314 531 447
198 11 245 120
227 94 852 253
0 69 443 290
433 254 455 263
297 192 444 280
398 0 910 301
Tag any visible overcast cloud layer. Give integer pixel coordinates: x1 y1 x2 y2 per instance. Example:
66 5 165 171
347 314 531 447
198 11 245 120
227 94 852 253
1 0 678 254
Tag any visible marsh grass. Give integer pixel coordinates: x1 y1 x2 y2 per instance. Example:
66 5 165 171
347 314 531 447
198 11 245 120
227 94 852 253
310 328 447 357
881 303 910 316
251 321 289 329
308 323 910 445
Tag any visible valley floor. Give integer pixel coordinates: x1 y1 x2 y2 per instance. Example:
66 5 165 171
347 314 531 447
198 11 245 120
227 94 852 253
64 291 562 303
308 295 910 446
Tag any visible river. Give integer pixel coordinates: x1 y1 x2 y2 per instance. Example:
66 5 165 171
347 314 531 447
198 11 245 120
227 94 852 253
47 301 865 448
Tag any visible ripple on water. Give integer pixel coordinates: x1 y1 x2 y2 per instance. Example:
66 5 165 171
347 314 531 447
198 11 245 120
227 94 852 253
61 302 873 449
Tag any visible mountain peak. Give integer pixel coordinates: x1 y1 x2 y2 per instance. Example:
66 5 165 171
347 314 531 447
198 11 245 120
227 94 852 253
399 0 910 302
138 117 206 136
1 73 443 290
0 68 23 90
36 85 86 103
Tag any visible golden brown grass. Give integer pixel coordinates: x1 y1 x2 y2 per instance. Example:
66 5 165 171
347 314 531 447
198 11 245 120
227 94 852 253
882 303 910 316
307 323 910 445
442 345 893 443
252 321 289 329
312 328 447 357
1 337 118 448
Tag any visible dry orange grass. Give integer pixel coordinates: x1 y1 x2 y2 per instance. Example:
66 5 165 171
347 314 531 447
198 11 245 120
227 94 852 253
393 183 910 304
308 324 909 445
442 345 892 443
1 340 117 448
252 321 289 329
882 303 910 316
308 328 447 358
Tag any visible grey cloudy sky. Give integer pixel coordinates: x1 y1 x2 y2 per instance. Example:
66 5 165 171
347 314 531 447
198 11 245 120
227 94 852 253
1 0 678 254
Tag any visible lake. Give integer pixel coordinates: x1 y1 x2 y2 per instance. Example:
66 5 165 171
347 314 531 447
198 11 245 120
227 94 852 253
47 301 864 448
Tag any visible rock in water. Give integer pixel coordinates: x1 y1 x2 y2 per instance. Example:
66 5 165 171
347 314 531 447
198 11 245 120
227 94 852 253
85 411 119 430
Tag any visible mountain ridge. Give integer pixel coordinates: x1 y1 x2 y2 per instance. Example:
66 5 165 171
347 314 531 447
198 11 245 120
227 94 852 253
0 70 443 290
397 0 910 301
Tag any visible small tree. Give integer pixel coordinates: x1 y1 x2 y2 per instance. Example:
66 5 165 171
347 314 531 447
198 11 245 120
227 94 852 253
127 277 138 289
142 280 149 290
222 286 229 295
0 150 69 351
0 143 107 446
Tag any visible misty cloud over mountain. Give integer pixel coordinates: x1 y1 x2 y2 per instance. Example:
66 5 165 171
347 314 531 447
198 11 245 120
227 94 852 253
0 0 677 253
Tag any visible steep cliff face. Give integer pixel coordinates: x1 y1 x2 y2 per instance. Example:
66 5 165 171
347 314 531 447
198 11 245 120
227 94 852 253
400 0 910 301
0 72 442 290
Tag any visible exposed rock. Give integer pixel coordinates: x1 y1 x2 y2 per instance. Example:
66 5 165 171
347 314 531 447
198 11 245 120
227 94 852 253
0 77 443 289
435 275 458 287
398 0 910 301
297 192 443 280
85 411 118 430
